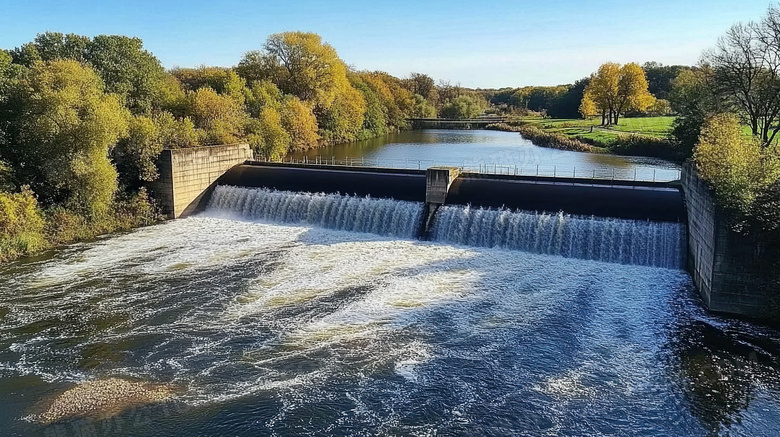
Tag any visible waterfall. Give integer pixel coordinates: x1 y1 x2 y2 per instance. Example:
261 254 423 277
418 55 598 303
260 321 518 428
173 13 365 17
206 185 424 239
430 205 685 269
207 186 685 269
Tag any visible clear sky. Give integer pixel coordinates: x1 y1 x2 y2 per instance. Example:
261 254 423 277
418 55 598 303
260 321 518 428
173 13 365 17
0 0 775 88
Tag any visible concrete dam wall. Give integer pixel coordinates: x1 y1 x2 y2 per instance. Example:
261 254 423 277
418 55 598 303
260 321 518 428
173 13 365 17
216 162 686 223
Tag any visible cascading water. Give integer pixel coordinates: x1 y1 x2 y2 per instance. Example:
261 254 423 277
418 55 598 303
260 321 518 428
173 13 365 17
430 205 686 269
208 185 686 269
207 185 423 239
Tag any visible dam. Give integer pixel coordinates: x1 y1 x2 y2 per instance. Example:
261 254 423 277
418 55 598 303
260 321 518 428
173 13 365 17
3 139 779 436
207 164 686 269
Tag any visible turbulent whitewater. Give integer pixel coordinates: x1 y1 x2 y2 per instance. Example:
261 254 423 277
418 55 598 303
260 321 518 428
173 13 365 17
431 205 686 269
1 203 779 435
208 185 423 239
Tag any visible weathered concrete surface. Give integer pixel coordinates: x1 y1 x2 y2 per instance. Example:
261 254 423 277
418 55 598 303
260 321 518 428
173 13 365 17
682 162 778 320
425 167 460 204
152 144 253 218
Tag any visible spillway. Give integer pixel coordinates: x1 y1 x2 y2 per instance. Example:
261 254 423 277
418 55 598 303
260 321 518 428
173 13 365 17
431 205 685 269
207 185 685 269
207 185 424 239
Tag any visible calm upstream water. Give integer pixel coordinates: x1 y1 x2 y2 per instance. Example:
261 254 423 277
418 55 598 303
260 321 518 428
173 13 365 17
288 129 681 181
1 187 780 436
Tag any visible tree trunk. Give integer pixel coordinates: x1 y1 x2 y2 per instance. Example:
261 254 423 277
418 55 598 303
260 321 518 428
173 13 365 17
614 112 619 125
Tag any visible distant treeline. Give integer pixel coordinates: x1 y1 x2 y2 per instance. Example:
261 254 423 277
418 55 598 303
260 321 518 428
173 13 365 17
481 62 690 118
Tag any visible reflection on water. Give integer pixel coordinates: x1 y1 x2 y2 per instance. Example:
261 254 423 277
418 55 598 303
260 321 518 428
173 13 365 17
0 216 778 436
289 129 681 181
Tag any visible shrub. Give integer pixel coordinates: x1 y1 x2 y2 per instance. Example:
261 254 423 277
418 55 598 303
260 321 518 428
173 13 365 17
0 187 46 261
695 113 780 232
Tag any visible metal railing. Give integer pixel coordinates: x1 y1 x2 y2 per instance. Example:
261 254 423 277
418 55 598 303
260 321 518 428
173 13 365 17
256 156 682 183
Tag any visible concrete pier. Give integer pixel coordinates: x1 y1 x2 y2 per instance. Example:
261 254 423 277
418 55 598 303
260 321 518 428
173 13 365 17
420 167 460 238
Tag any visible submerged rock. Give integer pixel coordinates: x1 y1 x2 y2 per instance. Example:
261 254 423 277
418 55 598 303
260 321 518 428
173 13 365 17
32 378 177 424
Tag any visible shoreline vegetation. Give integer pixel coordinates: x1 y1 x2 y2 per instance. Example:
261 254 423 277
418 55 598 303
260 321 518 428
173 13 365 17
485 117 683 161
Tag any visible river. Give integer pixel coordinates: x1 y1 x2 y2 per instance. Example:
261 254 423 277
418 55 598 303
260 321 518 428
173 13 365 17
288 129 681 182
1 185 780 436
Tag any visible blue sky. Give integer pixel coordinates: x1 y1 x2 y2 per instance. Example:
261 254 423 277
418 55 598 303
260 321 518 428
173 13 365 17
0 0 774 88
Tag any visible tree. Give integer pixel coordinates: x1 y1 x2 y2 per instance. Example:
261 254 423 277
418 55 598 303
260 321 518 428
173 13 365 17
411 94 437 118
581 62 653 125
280 97 319 150
10 32 166 115
0 60 128 214
113 112 197 188
579 94 598 119
85 35 166 114
404 73 438 105
187 87 247 145
613 63 654 125
247 107 290 159
695 113 780 231
440 95 484 119
668 67 721 156
703 7 780 146
237 32 347 107
642 62 690 99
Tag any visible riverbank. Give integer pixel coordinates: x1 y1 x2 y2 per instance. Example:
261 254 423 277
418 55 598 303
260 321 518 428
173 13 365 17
0 188 162 263
486 116 684 162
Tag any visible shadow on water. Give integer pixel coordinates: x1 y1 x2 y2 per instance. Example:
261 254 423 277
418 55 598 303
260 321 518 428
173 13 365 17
666 303 780 435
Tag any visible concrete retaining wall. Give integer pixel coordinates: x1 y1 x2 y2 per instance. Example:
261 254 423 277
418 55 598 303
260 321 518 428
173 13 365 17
682 162 777 320
152 144 253 218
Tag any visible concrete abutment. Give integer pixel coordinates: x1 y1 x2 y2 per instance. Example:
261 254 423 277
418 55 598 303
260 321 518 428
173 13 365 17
151 143 253 218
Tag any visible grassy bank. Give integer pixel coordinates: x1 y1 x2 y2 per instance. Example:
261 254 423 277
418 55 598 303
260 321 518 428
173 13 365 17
489 116 684 161
0 188 162 263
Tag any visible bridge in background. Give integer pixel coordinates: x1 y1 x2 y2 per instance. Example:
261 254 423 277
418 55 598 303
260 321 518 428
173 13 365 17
407 116 507 129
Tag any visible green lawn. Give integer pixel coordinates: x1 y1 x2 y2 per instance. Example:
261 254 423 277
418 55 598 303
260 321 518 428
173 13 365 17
506 115 675 147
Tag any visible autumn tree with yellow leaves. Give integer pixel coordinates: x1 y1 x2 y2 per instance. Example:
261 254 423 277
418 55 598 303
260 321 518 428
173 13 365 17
580 62 654 125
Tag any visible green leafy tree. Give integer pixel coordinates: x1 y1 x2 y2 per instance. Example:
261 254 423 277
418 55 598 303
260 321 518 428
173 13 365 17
85 35 166 114
113 112 197 188
440 95 485 119
668 67 720 156
188 87 247 145
10 32 166 115
404 73 438 105
0 186 45 259
642 62 690 99
411 94 437 118
245 80 283 116
0 60 128 214
247 107 290 159
238 32 347 107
